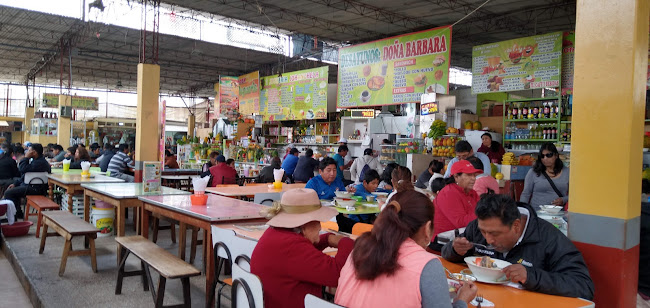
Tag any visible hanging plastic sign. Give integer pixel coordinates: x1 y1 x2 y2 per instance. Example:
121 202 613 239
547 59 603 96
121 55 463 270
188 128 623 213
421 102 439 115
350 109 375 119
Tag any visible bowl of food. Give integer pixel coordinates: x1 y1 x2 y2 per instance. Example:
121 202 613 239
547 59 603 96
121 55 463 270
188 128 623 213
372 192 388 198
335 191 352 199
464 256 511 283
335 198 356 208
540 205 563 214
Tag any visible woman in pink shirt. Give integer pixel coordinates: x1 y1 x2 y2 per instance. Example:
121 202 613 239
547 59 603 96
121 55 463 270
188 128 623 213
467 156 500 196
335 190 477 308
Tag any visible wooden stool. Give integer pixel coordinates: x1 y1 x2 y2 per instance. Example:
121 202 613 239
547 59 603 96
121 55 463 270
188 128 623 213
39 211 98 276
25 195 61 238
116 235 200 308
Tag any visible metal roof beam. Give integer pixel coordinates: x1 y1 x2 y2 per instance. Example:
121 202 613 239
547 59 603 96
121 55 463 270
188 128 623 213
305 0 428 29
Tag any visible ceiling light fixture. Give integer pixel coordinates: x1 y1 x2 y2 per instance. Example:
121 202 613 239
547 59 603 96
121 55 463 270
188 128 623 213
89 0 105 12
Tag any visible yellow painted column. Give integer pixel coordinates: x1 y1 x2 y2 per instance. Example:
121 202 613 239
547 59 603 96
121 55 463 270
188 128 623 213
23 107 34 143
187 115 196 139
570 0 648 307
134 63 160 182
57 95 71 149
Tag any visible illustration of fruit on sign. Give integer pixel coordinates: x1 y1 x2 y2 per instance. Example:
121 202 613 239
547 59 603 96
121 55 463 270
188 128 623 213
523 44 538 57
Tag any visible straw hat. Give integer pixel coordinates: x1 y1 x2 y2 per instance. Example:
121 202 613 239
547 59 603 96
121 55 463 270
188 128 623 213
265 188 338 228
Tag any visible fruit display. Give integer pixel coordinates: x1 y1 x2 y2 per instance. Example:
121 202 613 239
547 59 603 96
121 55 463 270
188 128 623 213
431 136 458 157
446 127 459 134
397 138 424 154
501 152 518 165
427 120 447 139
495 172 504 180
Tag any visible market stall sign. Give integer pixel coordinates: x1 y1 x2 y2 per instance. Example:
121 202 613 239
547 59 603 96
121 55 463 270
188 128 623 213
337 26 452 108
421 102 439 115
42 94 99 110
260 66 329 121
238 71 261 115
350 109 375 119
219 76 240 121
561 31 575 95
471 32 563 94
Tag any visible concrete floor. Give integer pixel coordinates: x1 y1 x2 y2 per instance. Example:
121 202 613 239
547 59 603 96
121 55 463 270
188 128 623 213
1 213 232 308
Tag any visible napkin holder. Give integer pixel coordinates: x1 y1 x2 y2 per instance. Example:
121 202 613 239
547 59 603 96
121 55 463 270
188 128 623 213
190 194 208 206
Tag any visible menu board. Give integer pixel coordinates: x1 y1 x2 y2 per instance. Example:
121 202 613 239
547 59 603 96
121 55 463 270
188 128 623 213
42 93 99 110
142 161 161 193
219 76 240 121
238 71 261 115
561 32 575 95
337 26 451 108
472 32 563 94
260 66 328 121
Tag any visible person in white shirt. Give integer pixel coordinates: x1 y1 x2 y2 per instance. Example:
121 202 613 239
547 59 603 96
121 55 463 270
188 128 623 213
350 148 383 184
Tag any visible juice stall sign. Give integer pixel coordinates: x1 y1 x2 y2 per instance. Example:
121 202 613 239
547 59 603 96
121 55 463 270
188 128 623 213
561 31 575 95
260 66 328 121
472 32 563 94
238 71 260 115
338 26 451 108
219 76 240 121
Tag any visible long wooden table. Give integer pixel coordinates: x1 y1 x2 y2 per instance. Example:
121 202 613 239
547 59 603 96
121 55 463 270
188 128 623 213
138 194 267 303
48 173 124 213
81 183 190 237
205 183 306 197
215 222 594 308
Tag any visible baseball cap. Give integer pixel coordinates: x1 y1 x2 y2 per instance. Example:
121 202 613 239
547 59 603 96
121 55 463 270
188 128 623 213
290 148 300 155
216 155 226 162
24 141 32 147
450 160 483 176
338 138 348 144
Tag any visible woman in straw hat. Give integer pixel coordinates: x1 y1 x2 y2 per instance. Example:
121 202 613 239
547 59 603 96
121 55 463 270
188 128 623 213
250 188 354 308
335 190 478 308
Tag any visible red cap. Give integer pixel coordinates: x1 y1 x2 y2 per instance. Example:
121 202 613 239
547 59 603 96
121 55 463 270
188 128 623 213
450 160 483 176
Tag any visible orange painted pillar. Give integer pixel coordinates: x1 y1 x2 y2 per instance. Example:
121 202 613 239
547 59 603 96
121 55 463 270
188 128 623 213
570 0 648 307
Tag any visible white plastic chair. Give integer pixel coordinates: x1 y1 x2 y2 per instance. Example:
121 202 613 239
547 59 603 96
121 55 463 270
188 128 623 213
209 226 237 308
231 263 264 308
228 235 258 272
253 192 283 206
24 172 48 185
304 294 345 308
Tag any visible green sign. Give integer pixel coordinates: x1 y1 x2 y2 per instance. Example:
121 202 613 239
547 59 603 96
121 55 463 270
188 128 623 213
260 66 329 121
41 93 98 110
561 31 575 95
337 26 451 108
471 32 563 94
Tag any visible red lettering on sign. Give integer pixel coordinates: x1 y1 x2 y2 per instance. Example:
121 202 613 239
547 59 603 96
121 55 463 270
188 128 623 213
394 59 416 67
393 87 414 94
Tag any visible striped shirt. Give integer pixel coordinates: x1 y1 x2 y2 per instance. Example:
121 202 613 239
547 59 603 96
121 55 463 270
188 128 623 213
107 152 134 176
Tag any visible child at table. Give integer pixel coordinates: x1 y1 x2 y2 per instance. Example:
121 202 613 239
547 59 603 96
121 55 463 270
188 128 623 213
350 170 389 224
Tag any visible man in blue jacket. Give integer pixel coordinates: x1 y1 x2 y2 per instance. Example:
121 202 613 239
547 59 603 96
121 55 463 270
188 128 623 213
281 148 300 182
442 194 594 300
3 143 51 219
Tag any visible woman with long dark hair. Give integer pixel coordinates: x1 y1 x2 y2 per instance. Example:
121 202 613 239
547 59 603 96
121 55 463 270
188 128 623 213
520 142 569 208
477 132 505 163
335 190 477 308
69 147 91 169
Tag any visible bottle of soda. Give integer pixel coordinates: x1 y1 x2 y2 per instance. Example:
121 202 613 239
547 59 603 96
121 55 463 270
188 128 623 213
543 102 550 118
512 104 519 119
522 103 529 119
533 102 539 119
507 107 513 120
543 124 548 139
551 126 557 140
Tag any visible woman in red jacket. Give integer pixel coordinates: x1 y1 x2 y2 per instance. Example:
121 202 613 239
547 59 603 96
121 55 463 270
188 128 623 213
477 132 505 164
250 188 354 308
432 160 483 239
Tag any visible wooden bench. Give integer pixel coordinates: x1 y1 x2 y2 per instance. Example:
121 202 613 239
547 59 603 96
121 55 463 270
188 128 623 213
25 195 61 238
115 235 201 308
39 211 98 276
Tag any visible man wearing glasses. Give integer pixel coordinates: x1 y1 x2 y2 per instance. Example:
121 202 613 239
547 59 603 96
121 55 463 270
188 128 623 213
443 140 491 178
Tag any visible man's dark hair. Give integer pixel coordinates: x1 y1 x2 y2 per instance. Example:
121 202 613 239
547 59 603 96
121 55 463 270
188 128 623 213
430 178 447 194
1 143 13 156
338 145 349 153
305 149 314 157
54 145 64 151
90 143 100 150
14 145 24 155
67 146 76 154
165 149 173 157
363 169 381 184
475 194 521 227
455 140 473 153
118 143 129 152
31 143 44 157
209 151 219 159
226 158 235 165
466 156 484 172
363 148 373 156
103 143 113 150
428 160 444 173
319 157 338 171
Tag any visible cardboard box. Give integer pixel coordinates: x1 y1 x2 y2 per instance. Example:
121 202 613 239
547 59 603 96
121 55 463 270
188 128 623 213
491 104 504 116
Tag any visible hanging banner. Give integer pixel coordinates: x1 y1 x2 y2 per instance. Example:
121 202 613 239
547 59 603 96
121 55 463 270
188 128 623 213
219 76 240 121
159 100 166 167
337 26 451 108
471 31 563 94
260 66 329 121
41 93 99 110
421 102 439 115
238 71 261 115
561 31 575 95
213 83 220 118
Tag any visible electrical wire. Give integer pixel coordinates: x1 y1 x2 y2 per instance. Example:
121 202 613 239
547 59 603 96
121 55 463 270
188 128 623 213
451 0 492 27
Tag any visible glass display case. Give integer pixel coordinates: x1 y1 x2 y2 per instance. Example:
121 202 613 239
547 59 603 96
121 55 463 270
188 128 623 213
31 118 57 136
380 144 397 164
70 121 87 146
396 138 425 154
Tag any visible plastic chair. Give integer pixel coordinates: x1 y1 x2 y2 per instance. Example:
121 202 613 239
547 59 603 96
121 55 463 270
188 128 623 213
351 223 373 236
305 294 345 307
231 262 264 308
321 221 339 232
208 226 237 308
253 192 283 206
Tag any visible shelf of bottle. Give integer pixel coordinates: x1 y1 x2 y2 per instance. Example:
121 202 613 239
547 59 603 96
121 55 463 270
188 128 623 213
505 97 559 103
504 139 558 142
559 141 572 144
560 121 572 124
505 118 559 122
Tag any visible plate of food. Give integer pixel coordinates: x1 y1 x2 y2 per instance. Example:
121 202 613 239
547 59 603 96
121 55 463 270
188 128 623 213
464 256 511 284
367 76 385 91
424 83 447 94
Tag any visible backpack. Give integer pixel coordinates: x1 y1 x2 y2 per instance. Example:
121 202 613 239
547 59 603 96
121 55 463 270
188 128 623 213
358 157 374 182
